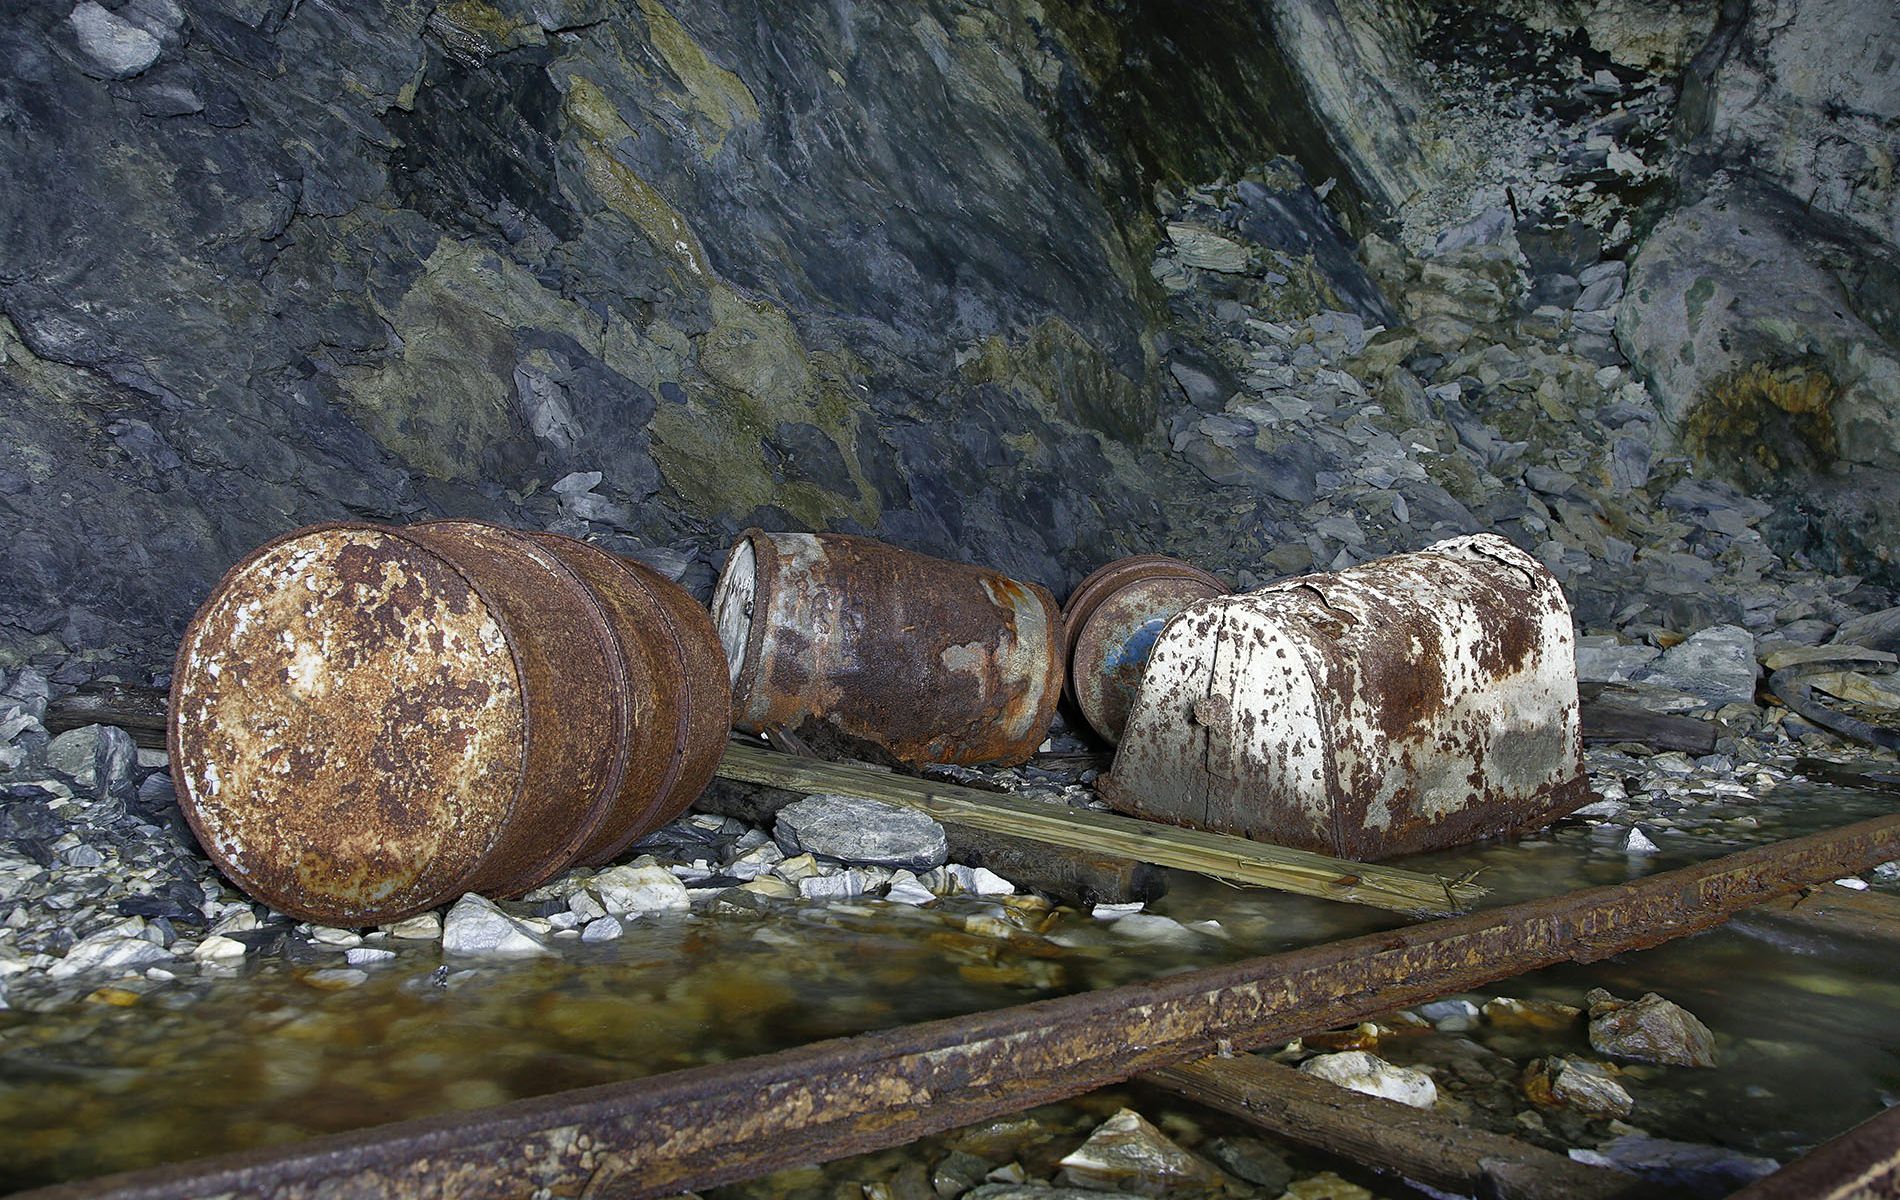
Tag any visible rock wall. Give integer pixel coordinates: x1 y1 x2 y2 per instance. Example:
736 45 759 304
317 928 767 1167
1618 0 1900 577
0 0 1373 674
5 0 1899 677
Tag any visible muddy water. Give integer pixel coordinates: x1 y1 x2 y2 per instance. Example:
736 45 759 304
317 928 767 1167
3 778 1898 1192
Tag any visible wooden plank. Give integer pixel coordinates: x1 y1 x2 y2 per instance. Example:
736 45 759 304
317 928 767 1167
44 684 167 747
19 809 1900 1200
695 777 1166 906
1579 695 1718 753
717 740 1484 915
1145 1054 1652 1200
1741 883 1900 944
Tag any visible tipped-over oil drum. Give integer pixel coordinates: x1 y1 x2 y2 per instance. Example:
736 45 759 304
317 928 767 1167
1061 555 1228 744
168 520 730 926
711 529 1063 766
519 529 732 865
1101 534 1588 860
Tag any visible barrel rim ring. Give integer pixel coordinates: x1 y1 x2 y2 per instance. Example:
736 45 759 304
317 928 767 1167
1060 556 1227 708
717 528 780 729
404 519 629 899
534 534 706 865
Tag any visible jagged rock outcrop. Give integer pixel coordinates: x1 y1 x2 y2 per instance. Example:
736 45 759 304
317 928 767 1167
1616 0 1900 579
1620 186 1900 500
1685 0 1900 252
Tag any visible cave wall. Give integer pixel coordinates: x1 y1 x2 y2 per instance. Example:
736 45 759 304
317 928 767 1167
1618 0 1900 578
5 0 1899 677
0 0 1372 674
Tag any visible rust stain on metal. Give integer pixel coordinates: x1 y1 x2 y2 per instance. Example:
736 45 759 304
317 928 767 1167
527 533 733 865
1061 555 1228 744
711 530 1063 766
1102 534 1588 860
170 523 532 926
23 811 1900 1200
169 520 727 927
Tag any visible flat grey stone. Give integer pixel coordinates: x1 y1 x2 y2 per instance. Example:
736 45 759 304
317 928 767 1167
48 933 171 979
590 864 690 914
44 724 137 799
579 916 623 942
1632 625 1758 706
1575 635 1660 683
1571 1135 1776 1195
1166 223 1249 272
1832 607 1900 652
68 2 162 78
774 794 948 871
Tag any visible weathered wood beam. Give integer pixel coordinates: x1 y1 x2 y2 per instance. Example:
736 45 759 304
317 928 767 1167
1738 882 1900 945
1145 1053 1654 1200
716 740 1483 915
1725 1101 1900 1200
44 683 167 745
18 810 1900 1200
1578 693 1718 754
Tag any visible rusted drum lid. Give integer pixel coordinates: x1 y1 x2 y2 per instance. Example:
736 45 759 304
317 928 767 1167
1062 556 1227 744
710 534 757 695
169 524 534 926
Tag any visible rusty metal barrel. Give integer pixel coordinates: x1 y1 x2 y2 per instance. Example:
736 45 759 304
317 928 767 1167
1061 555 1228 744
168 519 730 926
518 529 732 865
1101 534 1588 860
711 529 1063 766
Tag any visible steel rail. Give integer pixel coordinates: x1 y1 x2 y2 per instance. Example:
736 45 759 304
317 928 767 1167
17 810 1900 1200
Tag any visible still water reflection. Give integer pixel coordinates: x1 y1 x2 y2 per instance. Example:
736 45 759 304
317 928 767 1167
2 778 1896 1191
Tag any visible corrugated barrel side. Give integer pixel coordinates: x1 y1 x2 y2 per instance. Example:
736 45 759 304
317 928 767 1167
713 530 1063 766
532 532 733 863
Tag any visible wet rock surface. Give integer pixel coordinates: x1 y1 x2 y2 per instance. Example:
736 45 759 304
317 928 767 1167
1297 1051 1438 1109
1587 988 1718 1068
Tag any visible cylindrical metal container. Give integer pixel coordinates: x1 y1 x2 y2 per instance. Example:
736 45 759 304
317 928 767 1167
168 520 725 926
522 530 731 864
1101 534 1588 860
711 529 1063 766
1061 555 1228 744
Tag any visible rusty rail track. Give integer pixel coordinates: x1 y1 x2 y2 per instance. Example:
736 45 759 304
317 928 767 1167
18 810 1900 1200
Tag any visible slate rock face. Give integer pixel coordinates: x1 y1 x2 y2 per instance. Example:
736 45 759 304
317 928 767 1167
1630 625 1758 708
1619 187 1900 582
3 0 1371 671
1690 0 1900 251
